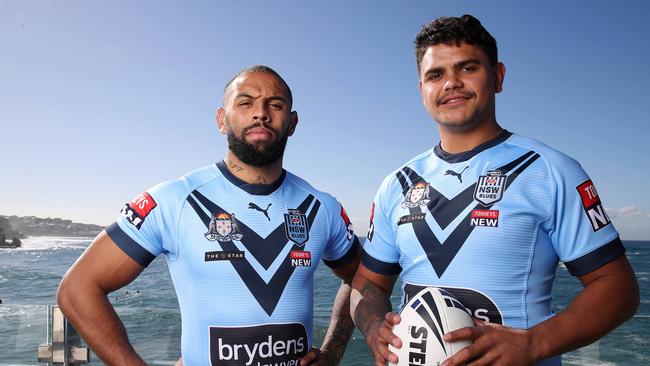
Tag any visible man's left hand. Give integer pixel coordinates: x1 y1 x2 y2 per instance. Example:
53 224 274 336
299 347 339 366
441 320 537 366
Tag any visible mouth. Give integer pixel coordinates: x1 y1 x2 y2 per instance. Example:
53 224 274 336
245 126 274 140
438 93 474 106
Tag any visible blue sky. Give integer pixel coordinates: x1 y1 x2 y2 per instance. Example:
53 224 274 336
1 1 649 240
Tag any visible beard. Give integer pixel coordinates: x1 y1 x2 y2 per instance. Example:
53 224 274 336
226 121 288 167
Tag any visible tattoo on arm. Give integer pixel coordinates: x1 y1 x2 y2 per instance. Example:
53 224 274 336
352 280 393 338
321 282 356 362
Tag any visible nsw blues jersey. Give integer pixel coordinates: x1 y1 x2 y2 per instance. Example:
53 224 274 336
363 131 623 366
107 161 359 366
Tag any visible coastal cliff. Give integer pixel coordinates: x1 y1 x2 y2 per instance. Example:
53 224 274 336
0 215 103 237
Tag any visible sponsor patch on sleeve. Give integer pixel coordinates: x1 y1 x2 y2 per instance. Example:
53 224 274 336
367 202 375 241
120 192 157 230
576 180 611 231
340 205 354 241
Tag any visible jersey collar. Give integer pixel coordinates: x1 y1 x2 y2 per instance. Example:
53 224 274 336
216 160 286 195
434 130 513 163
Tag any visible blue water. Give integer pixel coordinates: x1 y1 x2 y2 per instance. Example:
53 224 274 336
1 237 648 365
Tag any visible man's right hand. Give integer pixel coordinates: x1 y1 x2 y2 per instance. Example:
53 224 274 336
365 312 403 366
350 264 400 366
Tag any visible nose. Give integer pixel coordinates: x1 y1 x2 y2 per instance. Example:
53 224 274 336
252 104 270 123
443 72 463 91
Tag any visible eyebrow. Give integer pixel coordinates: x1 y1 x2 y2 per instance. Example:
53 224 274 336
234 93 287 103
455 58 482 68
423 58 483 76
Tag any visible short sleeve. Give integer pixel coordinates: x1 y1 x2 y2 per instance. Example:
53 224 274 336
361 178 402 275
106 186 170 267
546 158 624 276
322 201 360 269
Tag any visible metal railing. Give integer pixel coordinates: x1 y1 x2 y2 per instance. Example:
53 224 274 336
37 306 89 365
0 304 648 365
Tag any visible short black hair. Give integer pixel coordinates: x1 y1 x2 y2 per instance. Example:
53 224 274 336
223 65 293 108
415 14 498 72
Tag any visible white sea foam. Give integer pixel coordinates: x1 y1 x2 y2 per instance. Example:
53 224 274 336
7 236 93 251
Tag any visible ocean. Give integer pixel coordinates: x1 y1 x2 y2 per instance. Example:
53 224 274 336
1 237 648 365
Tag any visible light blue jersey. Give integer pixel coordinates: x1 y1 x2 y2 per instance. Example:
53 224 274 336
362 131 624 366
107 161 359 366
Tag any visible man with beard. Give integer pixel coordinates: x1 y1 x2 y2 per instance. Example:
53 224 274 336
57 65 361 366
350 15 638 366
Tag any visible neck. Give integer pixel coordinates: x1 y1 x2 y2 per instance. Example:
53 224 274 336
438 121 503 154
224 151 284 185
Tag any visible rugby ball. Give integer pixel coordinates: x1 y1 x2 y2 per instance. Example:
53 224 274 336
388 287 474 366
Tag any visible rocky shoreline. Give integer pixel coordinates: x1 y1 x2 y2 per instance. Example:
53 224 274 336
0 215 104 239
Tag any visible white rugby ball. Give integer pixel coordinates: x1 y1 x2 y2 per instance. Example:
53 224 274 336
388 287 474 366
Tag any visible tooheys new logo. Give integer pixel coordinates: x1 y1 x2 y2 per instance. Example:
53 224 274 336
121 192 157 229
577 179 611 231
210 323 307 366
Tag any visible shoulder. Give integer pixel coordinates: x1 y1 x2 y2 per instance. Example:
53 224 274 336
284 172 341 213
505 133 585 175
147 164 222 207
286 172 345 223
378 148 434 193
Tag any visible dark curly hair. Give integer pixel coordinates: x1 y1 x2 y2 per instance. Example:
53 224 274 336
415 14 498 72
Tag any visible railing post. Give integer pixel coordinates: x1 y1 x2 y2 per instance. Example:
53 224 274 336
37 305 90 365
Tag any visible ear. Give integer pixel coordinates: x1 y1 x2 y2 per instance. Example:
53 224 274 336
287 111 298 136
216 108 227 135
494 62 506 93
418 80 427 106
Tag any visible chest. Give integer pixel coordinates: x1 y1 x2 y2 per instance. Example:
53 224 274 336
390 155 553 277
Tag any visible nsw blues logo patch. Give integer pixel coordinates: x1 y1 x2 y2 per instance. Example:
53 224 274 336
284 209 309 246
474 170 507 206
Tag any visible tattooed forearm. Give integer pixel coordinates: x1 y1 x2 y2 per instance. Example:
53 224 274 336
350 280 393 338
320 281 355 363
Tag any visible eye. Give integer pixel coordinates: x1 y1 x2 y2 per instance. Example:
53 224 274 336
269 102 284 110
427 72 442 80
462 65 477 72
238 100 252 107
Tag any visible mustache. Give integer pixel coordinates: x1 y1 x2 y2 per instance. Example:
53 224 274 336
437 91 476 104
243 122 274 133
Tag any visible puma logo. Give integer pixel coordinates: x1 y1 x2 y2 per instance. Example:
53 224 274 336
445 166 469 183
248 202 272 221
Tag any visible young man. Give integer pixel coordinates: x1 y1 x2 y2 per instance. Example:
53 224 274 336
350 15 639 366
57 65 360 366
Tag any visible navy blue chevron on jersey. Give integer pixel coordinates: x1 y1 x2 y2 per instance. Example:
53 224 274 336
106 161 359 366
362 131 624 366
